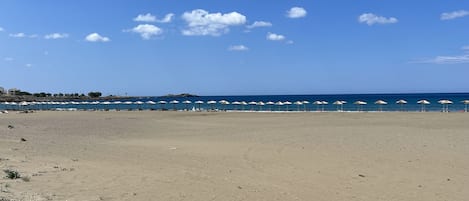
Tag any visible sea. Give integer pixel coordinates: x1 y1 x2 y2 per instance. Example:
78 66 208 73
2 93 469 112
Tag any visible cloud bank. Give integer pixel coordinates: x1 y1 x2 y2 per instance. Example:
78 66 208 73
45 33 69 39
134 13 174 23
358 13 398 25
266 32 285 41
441 10 469 20
286 7 307 18
181 9 247 36
134 13 157 22
246 21 272 29
85 33 110 42
127 24 163 39
228 45 249 51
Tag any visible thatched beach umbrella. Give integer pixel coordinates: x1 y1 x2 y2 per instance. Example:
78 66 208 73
438 100 453 112
320 101 328 111
417 100 430 112
257 101 265 111
266 101 275 111
112 101 122 111
19 101 30 111
68 102 77 111
89 101 100 110
231 101 241 110
302 101 310 111
44 101 53 110
7 102 16 111
354 101 367 112
283 101 292 111
9 102 18 111
248 101 257 111
158 100 167 110
32 101 40 110
374 100 388 112
182 100 192 111
35 101 43 110
146 101 156 110
134 101 144 110
207 100 217 111
294 101 303 111
462 100 469 112
169 100 179 111
333 100 346 111
219 100 230 111
396 99 407 111
275 101 284 111
313 101 321 111
101 101 111 111
241 101 248 111
194 100 204 111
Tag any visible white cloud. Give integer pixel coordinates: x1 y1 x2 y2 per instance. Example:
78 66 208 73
126 24 163 40
134 13 174 23
413 45 469 64
85 33 110 42
0 27 4 32
441 10 469 20
134 13 157 22
181 9 247 36
25 63 33 67
287 7 307 18
246 21 272 29
3 57 14 61
45 33 69 39
9 33 40 38
158 13 174 23
358 13 398 25
415 55 469 64
286 40 294 44
266 32 285 41
9 33 26 38
228 45 249 51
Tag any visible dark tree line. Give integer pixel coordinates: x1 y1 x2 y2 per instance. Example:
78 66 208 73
88 92 102 98
2 90 102 98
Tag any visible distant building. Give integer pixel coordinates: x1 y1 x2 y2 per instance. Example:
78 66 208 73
8 88 20 96
0 87 5 95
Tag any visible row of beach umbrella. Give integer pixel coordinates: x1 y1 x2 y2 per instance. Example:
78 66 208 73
1 99 469 112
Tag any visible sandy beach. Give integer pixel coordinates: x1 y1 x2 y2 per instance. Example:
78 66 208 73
1 111 468 201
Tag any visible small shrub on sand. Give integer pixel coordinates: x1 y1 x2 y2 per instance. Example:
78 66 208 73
3 169 21 179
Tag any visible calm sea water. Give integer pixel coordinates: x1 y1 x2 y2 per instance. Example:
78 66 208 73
2 93 469 112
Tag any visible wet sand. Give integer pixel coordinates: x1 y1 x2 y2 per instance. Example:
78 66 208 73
1 111 468 201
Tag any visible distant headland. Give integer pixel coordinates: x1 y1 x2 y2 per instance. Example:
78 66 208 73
0 88 199 102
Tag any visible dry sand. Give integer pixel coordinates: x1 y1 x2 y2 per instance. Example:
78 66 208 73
1 111 468 201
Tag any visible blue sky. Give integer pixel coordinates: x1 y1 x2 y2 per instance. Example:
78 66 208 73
1 0 468 96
